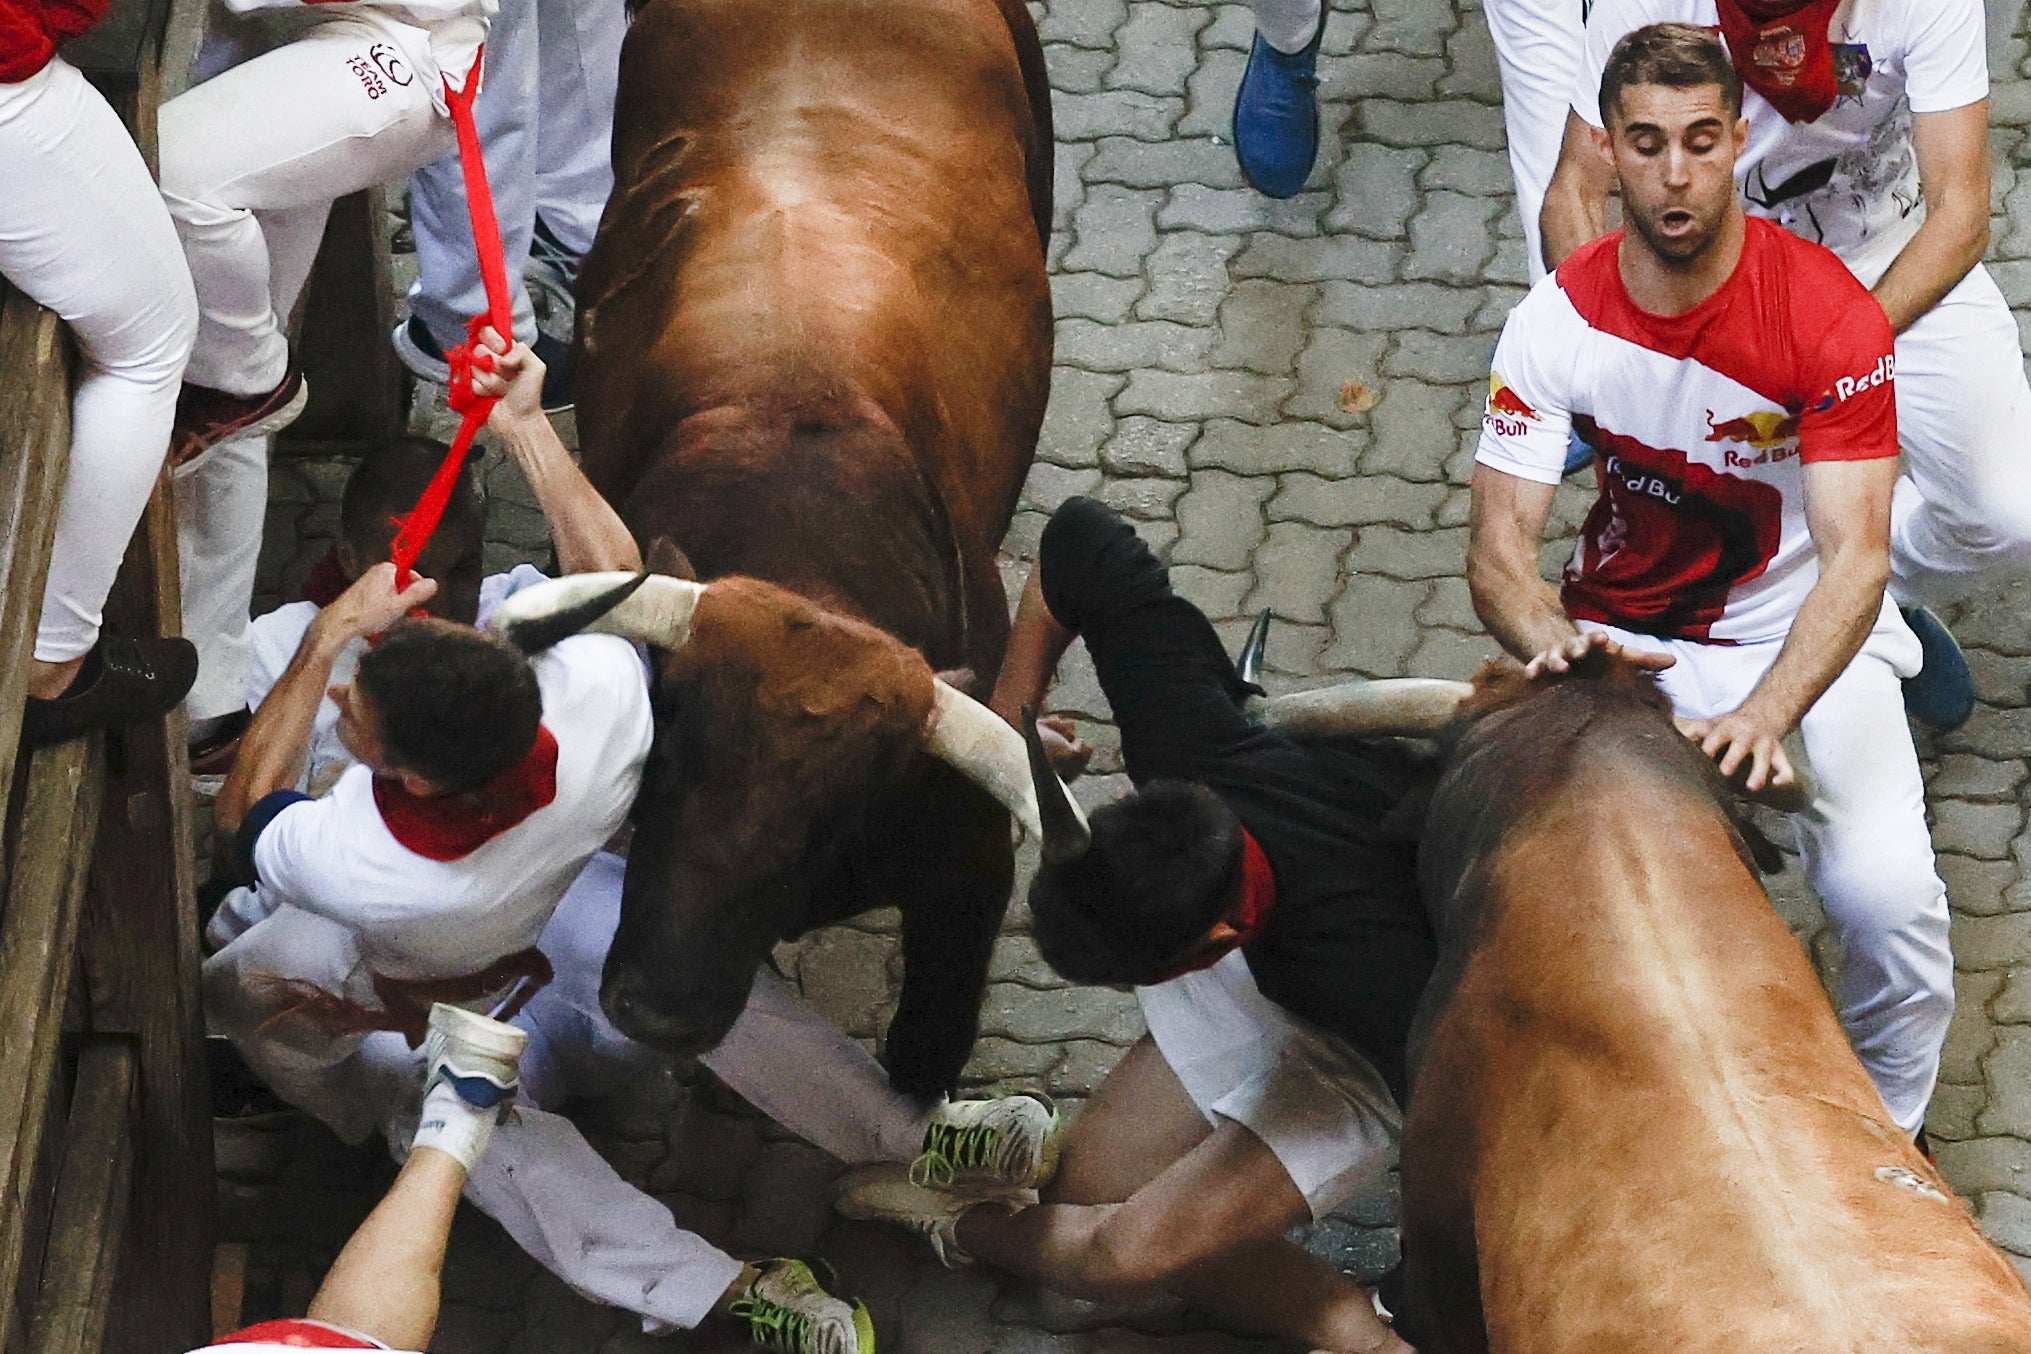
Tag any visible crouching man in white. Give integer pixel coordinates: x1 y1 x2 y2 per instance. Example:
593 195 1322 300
1469 26 1951 1138
207 334 1057 1353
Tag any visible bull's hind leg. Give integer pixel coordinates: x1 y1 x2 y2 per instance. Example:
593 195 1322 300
853 765 1014 1102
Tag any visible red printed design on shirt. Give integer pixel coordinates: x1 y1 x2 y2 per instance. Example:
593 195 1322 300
1564 418 1786 640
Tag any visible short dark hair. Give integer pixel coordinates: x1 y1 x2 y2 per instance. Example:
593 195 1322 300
340 436 482 565
1599 22 1743 126
1029 780 1244 985
354 618 541 792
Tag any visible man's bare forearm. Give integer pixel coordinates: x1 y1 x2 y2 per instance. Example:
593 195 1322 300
1872 196 1988 334
496 416 642 575
989 567 1076 727
1471 562 1582 663
216 629 341 836
1736 552 1887 737
1539 113 1613 270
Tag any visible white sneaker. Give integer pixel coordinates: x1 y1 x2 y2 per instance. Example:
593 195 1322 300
730 1257 874 1354
911 1094 1061 1194
421 1002 528 1111
836 1162 1032 1269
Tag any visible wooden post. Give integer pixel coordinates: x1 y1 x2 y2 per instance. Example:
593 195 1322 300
24 1039 139 1354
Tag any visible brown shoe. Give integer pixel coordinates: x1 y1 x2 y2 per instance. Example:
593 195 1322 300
169 371 309 468
22 634 199 750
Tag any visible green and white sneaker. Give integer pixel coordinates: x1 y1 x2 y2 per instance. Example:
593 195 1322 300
911 1094 1061 1195
836 1162 1025 1269
731 1258 874 1354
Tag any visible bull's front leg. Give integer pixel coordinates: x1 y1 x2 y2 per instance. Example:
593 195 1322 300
861 769 1014 1102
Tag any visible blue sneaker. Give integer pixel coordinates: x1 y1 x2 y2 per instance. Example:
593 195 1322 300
1232 17 1324 199
1900 605 1975 731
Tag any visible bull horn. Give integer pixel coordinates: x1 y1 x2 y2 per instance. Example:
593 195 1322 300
492 571 707 653
1248 677 1475 739
1235 609 1271 692
1022 705 1093 865
921 682 1087 848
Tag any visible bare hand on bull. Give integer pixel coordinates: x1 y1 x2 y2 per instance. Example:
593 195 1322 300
1522 628 1675 680
1036 713 1094 780
1674 706 1796 793
469 325 547 430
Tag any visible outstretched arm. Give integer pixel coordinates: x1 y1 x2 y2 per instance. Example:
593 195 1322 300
1467 464 1581 661
473 329 642 575
216 564 435 837
1682 457 1896 791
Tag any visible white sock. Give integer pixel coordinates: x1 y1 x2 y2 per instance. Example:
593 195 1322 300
408 1080 499 1171
1252 0 1322 53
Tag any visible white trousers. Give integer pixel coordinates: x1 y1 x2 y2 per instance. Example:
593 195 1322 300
1244 0 1322 54
407 0 625 345
161 15 453 396
1873 262 2031 607
1584 615 1953 1135
1482 0 1584 280
0 59 198 662
204 852 931 1331
162 18 456 714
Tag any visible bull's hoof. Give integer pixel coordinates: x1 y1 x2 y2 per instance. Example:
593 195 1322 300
1232 20 1323 199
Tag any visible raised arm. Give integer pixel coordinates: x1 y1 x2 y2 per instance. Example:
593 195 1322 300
1683 457 1897 790
1539 110 1617 270
473 330 643 575
1872 101 1991 335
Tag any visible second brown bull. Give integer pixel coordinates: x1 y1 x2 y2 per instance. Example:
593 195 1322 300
504 0 1056 1099
1240 655 2031 1351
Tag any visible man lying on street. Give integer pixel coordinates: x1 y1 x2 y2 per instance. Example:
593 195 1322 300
838 495 1424 1354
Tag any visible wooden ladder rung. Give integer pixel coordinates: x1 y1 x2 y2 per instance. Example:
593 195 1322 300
24 1037 140 1354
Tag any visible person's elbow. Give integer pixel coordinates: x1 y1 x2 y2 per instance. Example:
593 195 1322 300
1465 540 1522 631
1822 537 1892 603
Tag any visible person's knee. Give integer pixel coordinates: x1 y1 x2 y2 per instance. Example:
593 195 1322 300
1078 1207 1197 1297
1810 843 1953 1005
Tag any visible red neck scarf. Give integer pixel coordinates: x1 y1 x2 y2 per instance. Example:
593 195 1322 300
1714 0 1844 124
373 725 559 861
1148 831 1279 984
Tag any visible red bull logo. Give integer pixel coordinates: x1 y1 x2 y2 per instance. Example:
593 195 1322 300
1484 373 1539 436
1706 408 1803 469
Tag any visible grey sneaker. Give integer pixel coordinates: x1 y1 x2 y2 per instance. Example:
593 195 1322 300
911 1094 1061 1194
835 1162 1022 1269
730 1257 874 1354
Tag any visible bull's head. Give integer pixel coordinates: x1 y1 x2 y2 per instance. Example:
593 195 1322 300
493 571 1087 1058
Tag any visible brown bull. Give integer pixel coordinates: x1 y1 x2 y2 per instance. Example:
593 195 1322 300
1232 654 2031 1347
1342 656 2031 1351
523 0 1054 1098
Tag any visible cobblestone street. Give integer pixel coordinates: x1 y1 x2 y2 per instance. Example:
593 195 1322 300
231 0 2031 1346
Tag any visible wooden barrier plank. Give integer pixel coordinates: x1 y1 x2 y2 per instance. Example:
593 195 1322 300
278 187 407 457
0 288 75 829
0 741 105 1353
84 502 212 1354
23 1038 137 1354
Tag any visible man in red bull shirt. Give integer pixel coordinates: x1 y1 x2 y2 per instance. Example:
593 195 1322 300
1466 25 1950 1144
1542 0 2018 731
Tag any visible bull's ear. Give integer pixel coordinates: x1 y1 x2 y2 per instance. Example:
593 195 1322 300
645 536 696 581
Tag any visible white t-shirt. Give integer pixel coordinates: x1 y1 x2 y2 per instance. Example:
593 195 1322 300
1577 0 1988 277
1476 219 1901 644
247 565 549 796
245 626 652 981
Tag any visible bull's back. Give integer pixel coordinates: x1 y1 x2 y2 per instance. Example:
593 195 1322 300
1405 750 2031 1352
575 0 1052 559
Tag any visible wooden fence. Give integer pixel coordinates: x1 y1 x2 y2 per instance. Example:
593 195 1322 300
0 2 216 1350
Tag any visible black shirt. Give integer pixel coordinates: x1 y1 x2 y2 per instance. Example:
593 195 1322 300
1039 497 1435 1100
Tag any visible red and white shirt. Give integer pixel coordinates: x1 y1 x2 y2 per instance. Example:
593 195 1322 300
1476 218 1899 644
